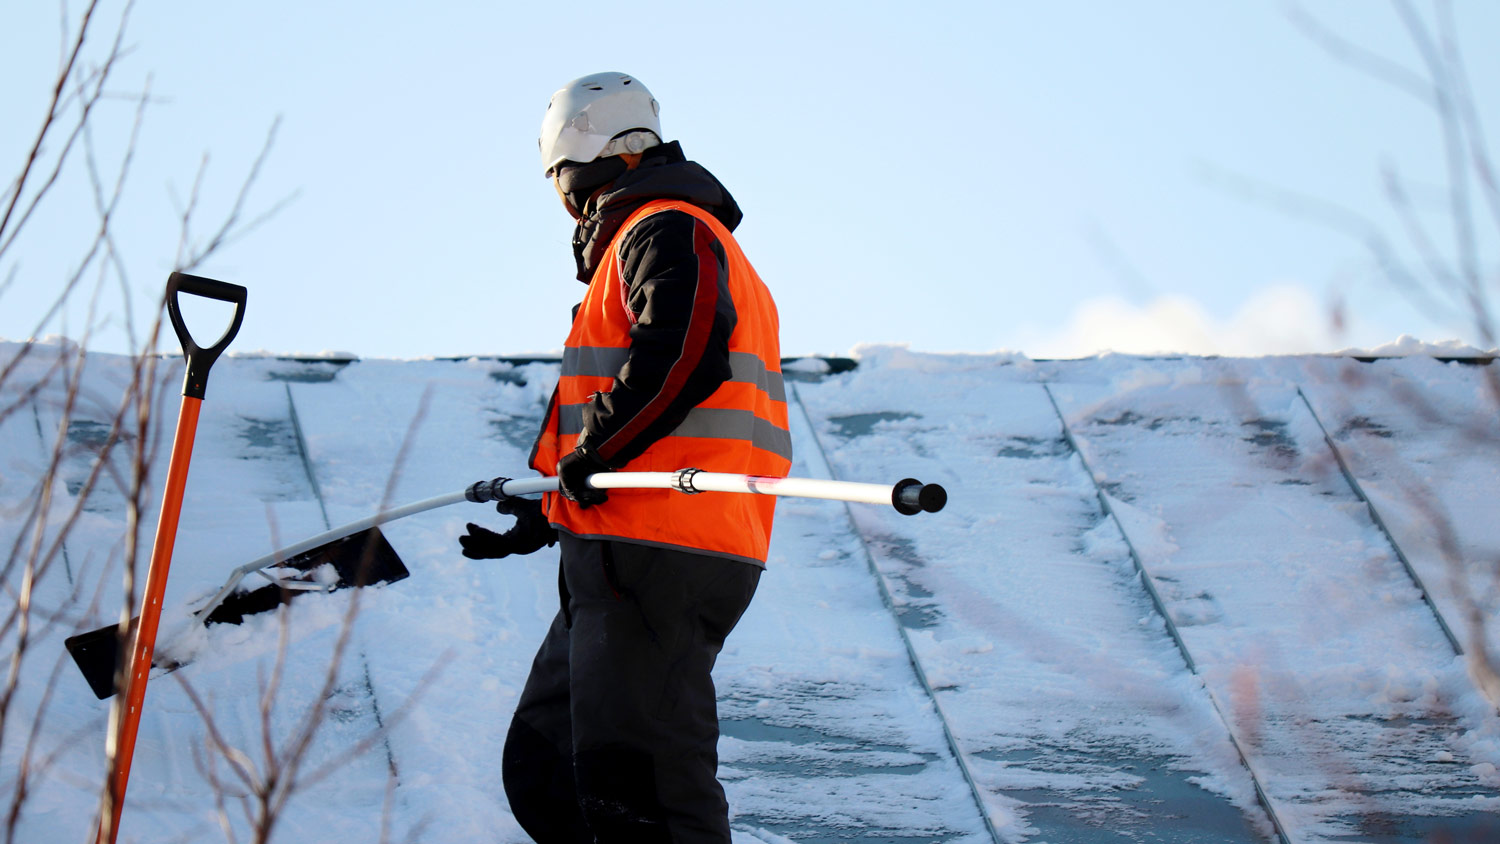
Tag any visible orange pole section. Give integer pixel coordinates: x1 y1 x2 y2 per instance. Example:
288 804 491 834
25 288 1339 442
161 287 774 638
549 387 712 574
97 395 202 844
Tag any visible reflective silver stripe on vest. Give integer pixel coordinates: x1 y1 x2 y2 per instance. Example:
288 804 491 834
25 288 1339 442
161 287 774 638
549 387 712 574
558 403 793 461
731 352 787 403
562 346 629 379
562 346 786 404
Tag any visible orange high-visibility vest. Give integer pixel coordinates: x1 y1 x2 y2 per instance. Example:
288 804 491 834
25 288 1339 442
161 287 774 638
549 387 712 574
530 199 791 565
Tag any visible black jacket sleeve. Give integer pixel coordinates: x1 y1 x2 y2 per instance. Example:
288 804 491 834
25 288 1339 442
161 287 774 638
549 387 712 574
578 210 738 467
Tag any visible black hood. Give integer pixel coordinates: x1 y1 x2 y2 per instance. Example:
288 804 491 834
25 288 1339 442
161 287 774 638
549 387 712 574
571 141 743 281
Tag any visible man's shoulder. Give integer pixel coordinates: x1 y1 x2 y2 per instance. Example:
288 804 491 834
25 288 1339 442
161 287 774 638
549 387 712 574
620 206 717 250
630 203 710 229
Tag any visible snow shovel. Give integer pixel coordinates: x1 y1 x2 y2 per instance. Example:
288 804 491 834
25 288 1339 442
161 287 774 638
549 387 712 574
66 527 408 699
91 272 246 844
67 470 945 700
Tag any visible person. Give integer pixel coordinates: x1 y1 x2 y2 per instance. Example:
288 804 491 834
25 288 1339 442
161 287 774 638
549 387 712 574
458 72 792 843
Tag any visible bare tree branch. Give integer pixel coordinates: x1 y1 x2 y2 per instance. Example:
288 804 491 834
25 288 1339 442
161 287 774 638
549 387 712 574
0 265 18 300
0 0 104 250
82 75 154 351
1381 161 1466 310
1197 161 1459 328
176 117 298 273
3 2 290 838
0 0 133 261
166 390 436 842
1401 3 1488 315
1284 1 1434 106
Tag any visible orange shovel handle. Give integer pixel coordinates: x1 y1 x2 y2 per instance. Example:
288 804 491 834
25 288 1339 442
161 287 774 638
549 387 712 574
97 396 200 844
96 273 245 844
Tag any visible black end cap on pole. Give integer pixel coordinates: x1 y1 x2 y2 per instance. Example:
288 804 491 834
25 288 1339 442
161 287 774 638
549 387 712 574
893 478 947 515
166 272 247 399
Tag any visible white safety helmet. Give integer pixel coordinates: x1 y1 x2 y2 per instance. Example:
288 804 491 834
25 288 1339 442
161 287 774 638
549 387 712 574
539 72 661 177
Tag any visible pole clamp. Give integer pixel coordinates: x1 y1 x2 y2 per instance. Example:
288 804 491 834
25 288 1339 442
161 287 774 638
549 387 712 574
671 468 705 495
465 477 515 503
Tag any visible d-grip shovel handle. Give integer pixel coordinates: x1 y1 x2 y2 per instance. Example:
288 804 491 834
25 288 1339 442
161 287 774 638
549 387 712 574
166 271 247 399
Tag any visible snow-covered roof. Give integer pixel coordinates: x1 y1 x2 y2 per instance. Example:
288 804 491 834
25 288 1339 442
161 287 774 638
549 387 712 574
3 342 1498 842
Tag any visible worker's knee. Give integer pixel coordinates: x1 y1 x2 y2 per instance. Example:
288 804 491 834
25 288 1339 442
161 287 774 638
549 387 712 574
503 716 591 844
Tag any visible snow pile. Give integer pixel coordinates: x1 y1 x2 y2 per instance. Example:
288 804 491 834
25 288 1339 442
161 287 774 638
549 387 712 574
1334 334 1498 359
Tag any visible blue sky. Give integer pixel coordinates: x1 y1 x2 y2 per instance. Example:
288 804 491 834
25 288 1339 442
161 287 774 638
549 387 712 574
3 1 1497 359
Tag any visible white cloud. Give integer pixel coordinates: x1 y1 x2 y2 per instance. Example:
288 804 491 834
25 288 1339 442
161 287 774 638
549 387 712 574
1020 284 1348 358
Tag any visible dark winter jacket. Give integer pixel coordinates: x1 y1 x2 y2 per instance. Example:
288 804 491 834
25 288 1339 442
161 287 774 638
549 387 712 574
561 142 745 468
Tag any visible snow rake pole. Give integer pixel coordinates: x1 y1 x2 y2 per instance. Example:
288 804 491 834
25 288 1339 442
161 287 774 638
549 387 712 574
97 273 246 844
68 470 945 701
464 470 948 514
186 472 944 631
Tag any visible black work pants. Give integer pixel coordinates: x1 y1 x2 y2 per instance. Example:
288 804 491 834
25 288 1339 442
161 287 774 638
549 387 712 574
502 533 761 843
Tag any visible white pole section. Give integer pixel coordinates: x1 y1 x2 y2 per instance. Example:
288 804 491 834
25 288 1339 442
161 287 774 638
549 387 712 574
480 471 946 514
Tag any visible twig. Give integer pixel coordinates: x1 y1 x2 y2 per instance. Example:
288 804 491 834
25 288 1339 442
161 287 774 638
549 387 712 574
82 74 154 352
1196 161 1458 327
1381 162 1465 311
175 117 298 273
1438 2 1500 248
297 652 451 790
1283 1 1434 106
2 1 288 838
190 739 241 844
0 265 18 300
172 389 435 843
0 0 133 262
0 0 104 252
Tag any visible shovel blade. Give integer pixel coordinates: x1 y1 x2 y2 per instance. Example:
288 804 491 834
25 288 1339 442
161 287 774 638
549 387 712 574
203 527 410 624
66 527 410 700
65 622 133 700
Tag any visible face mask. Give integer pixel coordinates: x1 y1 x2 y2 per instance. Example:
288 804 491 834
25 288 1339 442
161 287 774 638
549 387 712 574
554 156 630 217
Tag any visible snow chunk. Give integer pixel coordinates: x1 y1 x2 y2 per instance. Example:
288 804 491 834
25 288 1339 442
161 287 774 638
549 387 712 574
1335 335 1496 358
1102 492 1179 562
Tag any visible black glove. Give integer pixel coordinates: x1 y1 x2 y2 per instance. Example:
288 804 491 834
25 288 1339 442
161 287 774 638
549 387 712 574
459 496 557 559
558 445 612 509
